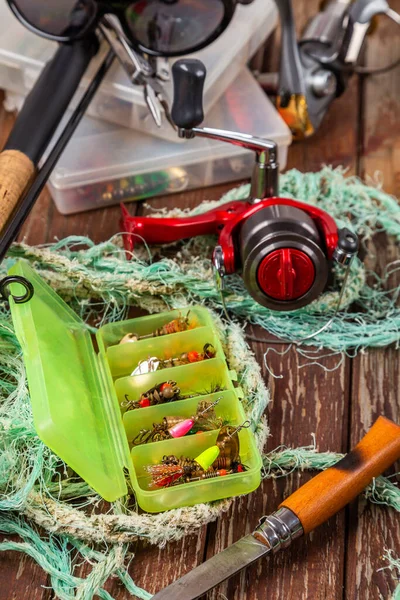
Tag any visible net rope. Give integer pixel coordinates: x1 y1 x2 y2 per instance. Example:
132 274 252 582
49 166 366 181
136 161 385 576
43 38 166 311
0 167 399 598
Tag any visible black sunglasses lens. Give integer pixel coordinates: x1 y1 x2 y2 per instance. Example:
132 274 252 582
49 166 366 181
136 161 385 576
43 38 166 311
10 0 96 38
125 0 226 55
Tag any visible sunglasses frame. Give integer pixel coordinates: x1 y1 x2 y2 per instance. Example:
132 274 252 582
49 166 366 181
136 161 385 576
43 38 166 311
6 0 247 57
6 0 99 43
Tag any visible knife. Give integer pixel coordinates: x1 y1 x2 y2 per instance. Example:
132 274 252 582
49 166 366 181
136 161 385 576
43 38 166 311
152 416 400 599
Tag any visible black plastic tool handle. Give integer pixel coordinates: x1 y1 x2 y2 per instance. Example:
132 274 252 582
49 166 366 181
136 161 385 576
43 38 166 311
171 59 206 129
5 35 99 164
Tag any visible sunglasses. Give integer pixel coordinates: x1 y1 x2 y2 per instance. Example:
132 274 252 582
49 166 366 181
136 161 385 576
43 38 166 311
7 0 253 57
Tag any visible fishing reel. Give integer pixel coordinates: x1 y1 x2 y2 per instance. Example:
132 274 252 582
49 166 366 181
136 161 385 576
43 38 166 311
121 59 359 312
274 0 400 140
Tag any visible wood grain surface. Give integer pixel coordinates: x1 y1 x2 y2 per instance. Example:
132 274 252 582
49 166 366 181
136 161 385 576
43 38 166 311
0 0 400 598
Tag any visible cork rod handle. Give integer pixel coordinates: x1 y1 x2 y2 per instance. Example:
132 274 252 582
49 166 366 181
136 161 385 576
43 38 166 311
280 416 400 533
0 150 36 232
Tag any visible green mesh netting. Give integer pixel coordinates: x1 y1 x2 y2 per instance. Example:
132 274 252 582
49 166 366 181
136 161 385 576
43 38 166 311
0 167 399 599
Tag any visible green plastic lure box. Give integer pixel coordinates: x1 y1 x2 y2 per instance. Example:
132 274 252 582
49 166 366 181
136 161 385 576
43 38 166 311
8 261 262 512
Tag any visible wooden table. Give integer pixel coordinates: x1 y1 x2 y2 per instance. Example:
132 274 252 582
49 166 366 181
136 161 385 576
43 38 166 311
1 2 400 598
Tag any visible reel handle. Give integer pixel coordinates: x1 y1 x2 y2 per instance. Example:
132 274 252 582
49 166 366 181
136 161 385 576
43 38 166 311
171 59 206 130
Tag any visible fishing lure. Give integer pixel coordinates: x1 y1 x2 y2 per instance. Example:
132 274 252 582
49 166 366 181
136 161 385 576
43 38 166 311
122 382 225 411
133 343 216 375
146 446 220 489
121 380 183 410
119 312 191 344
146 422 250 489
131 399 223 445
213 421 251 471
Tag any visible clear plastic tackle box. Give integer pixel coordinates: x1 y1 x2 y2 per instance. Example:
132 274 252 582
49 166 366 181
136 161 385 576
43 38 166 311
0 0 278 142
41 68 291 214
9 261 262 512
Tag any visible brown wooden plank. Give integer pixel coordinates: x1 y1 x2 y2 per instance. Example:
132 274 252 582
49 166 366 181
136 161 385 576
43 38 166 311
345 1 400 596
347 345 400 600
19 191 124 246
0 543 50 600
345 234 400 599
360 0 400 194
285 76 360 176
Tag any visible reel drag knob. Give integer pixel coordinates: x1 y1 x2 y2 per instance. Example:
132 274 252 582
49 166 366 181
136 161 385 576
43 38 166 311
239 205 329 311
257 248 315 301
171 59 206 135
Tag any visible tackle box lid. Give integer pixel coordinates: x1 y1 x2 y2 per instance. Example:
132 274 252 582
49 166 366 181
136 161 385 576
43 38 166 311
8 261 132 502
0 0 277 142
48 68 292 189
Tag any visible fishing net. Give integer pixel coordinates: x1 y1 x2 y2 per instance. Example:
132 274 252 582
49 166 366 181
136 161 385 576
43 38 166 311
0 167 400 599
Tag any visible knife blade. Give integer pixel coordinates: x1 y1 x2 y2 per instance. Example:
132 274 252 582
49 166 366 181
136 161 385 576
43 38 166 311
152 416 400 600
152 534 271 600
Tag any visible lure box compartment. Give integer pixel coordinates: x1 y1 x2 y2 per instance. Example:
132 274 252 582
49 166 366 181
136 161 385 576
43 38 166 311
0 0 277 142
41 68 291 214
8 261 262 512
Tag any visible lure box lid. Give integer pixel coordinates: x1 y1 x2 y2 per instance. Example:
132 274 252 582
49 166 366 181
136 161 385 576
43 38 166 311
0 0 277 143
8 261 262 510
8 260 132 501
43 68 291 213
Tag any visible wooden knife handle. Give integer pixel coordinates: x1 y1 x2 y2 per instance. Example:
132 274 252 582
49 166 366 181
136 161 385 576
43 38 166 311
280 416 400 534
0 150 36 232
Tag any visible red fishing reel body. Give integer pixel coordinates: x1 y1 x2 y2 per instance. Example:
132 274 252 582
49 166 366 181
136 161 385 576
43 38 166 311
121 58 358 312
121 197 357 311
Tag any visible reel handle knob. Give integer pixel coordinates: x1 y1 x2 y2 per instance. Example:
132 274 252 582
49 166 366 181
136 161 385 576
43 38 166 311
338 227 359 253
171 59 206 131
333 227 359 265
